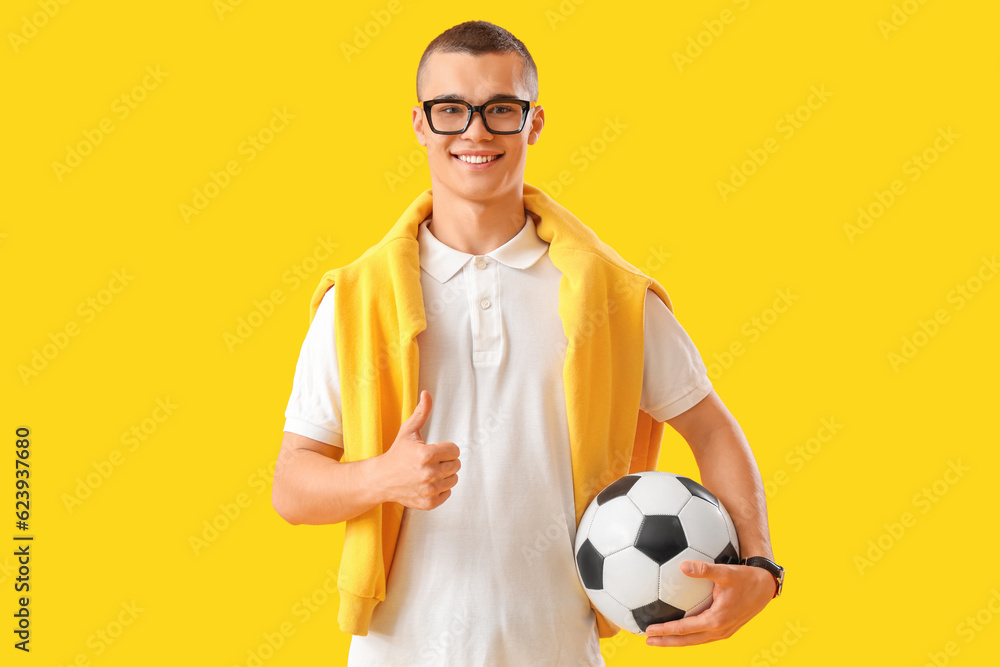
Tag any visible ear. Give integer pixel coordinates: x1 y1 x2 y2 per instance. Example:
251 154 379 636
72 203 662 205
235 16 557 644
412 105 428 147
526 106 544 145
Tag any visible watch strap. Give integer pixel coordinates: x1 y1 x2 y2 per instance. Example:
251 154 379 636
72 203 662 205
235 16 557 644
740 556 783 598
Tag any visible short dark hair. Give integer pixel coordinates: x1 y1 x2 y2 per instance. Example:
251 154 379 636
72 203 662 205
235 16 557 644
416 20 539 102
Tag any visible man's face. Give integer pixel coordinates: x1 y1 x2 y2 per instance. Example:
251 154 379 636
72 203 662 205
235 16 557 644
413 51 544 204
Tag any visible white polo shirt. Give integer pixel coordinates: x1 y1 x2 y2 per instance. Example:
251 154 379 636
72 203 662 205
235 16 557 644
283 214 713 666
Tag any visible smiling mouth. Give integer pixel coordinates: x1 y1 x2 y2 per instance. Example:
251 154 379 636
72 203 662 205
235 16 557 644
453 154 503 164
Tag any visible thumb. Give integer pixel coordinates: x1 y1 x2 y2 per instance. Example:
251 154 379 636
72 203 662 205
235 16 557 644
404 390 432 439
681 560 716 579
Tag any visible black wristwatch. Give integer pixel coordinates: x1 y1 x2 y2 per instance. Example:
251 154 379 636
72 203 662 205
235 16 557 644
740 556 784 598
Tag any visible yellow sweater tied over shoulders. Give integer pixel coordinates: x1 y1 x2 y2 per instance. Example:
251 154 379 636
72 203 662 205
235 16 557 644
308 183 674 638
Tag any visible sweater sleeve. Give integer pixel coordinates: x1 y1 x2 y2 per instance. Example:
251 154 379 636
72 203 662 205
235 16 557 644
283 286 345 448
639 288 713 422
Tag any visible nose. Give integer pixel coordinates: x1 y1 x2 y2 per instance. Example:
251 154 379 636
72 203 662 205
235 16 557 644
461 110 494 140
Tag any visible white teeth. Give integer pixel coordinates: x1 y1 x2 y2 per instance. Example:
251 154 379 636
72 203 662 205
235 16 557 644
456 154 500 164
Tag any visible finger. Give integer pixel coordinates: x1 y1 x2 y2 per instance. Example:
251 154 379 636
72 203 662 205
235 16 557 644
404 390 433 439
430 473 458 498
440 472 459 491
435 441 461 461
646 630 721 647
433 459 460 482
680 559 731 582
645 610 716 638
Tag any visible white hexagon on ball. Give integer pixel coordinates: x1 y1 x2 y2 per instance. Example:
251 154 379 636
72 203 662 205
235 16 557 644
678 496 731 557
627 473 691 516
603 548 660 610
587 496 644 556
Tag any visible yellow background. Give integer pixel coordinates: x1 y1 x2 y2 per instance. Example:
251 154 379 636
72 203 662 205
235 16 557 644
3 0 998 665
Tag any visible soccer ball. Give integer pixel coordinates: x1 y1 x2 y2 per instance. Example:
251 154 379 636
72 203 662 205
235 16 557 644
574 471 740 635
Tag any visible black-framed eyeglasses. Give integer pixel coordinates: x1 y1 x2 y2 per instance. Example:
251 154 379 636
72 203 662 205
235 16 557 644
421 98 537 135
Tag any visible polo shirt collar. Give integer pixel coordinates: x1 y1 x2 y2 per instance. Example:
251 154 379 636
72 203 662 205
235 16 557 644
418 211 548 283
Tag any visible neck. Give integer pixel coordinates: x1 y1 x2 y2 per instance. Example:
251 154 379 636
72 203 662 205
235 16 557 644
426 183 526 255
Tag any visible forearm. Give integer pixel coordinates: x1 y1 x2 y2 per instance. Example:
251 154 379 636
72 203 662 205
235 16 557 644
272 448 385 525
691 424 774 560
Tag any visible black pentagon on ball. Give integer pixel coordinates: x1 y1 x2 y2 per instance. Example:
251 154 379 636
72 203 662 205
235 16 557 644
633 599 686 632
596 475 640 506
676 476 720 508
715 542 740 565
634 515 688 565
576 538 605 590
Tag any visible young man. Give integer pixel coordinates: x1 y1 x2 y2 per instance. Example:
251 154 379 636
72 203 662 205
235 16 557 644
272 20 781 666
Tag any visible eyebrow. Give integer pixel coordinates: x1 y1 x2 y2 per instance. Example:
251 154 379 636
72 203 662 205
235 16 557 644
430 92 521 102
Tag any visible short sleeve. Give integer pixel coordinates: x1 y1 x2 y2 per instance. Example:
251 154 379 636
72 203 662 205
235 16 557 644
639 289 713 422
283 286 344 448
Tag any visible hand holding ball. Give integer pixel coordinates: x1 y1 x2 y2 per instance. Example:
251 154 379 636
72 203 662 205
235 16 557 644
574 471 740 634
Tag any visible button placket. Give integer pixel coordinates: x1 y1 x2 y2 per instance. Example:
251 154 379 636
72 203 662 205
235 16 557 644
470 256 502 364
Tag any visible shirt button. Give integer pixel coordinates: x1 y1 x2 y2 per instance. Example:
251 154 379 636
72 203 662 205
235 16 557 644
475 258 488 270
480 299 491 310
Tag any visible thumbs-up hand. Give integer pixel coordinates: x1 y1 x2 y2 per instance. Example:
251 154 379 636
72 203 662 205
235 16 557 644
379 390 461 510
